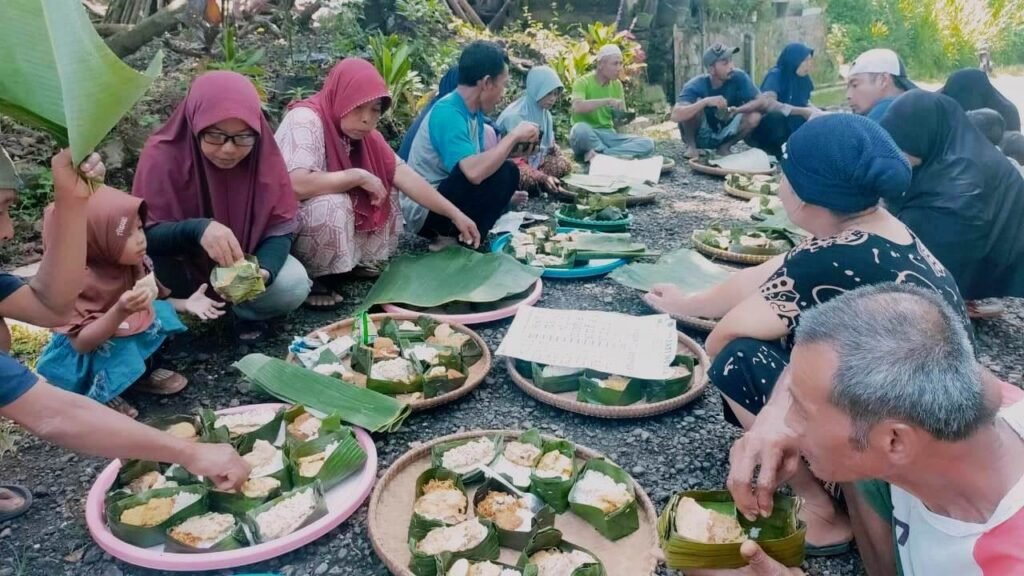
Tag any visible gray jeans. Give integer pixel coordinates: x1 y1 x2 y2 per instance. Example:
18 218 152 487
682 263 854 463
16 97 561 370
233 255 312 321
568 123 655 159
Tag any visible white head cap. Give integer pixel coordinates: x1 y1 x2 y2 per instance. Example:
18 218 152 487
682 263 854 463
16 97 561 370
596 44 623 62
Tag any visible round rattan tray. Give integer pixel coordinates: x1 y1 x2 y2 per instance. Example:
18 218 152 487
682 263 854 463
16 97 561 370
367 430 661 576
506 331 709 418
691 232 781 266
724 182 776 201
688 158 778 177
285 313 492 412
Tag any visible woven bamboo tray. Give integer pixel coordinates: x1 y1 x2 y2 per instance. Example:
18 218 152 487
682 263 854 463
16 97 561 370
554 187 657 207
285 313 492 413
675 314 718 333
506 331 709 419
367 430 661 576
662 157 676 174
723 182 774 201
691 232 782 266
688 158 778 177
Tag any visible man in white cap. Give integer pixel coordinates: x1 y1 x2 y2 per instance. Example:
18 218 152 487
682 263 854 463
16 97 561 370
672 43 763 159
568 43 655 162
846 48 918 122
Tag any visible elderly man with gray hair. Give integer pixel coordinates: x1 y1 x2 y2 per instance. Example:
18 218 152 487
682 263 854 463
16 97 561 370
568 44 655 162
701 282 1024 576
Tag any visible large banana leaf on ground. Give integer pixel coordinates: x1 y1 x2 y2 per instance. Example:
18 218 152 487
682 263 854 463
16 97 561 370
0 0 163 163
610 248 734 293
359 247 542 311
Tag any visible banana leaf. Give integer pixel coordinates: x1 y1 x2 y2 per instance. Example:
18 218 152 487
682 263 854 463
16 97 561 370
431 436 503 484
243 482 329 544
437 558 523 576
609 248 734 293
381 317 426 341
164 464 201 486
283 404 344 446
201 407 284 455
417 316 484 366
207 480 283 516
517 528 605 576
289 428 367 491
727 231 793 256
473 477 556 549
530 363 583 394
577 374 644 407
366 360 424 396
423 366 468 399
491 429 544 490
640 355 696 403
410 468 469 541
407 343 464 373
561 233 650 260
568 459 640 541
409 520 501 576
359 247 542 312
116 459 163 489
105 485 208 548
755 212 809 240
234 354 411 433
0 0 163 163
529 440 577 513
164 513 248 553
211 255 266 304
658 490 806 570
561 174 632 195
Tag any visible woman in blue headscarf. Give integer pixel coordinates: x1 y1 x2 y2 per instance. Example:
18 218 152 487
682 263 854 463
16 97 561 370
398 68 460 162
742 42 820 157
496 66 572 194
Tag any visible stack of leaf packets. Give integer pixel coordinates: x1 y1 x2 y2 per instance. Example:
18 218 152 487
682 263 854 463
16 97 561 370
525 355 696 407
211 256 266 304
693 225 796 257
504 226 652 269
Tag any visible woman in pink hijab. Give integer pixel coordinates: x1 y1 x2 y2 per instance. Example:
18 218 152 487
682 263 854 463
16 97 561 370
275 58 480 310
133 71 311 339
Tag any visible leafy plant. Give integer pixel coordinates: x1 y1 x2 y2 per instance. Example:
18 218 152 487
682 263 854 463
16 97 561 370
10 170 53 222
368 34 425 125
206 21 268 99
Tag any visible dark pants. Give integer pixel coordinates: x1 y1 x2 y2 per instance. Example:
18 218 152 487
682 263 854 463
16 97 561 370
748 112 805 158
708 337 790 426
420 162 519 238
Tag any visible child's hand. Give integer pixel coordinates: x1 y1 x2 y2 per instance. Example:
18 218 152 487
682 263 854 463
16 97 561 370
185 284 226 321
117 287 154 315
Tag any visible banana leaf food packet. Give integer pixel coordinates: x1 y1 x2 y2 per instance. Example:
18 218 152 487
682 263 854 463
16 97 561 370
567 459 640 540
165 511 247 553
211 255 266 304
443 558 523 576
409 518 501 576
410 468 470 540
517 528 605 576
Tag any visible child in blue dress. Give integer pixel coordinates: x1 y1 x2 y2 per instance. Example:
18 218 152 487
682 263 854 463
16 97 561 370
36 187 225 417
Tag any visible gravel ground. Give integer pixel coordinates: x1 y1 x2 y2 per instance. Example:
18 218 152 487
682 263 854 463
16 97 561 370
2 140 1022 576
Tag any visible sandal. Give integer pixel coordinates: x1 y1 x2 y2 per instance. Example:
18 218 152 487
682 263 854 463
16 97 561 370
234 319 268 343
107 396 139 419
0 485 32 522
350 262 385 279
304 282 344 312
135 369 189 396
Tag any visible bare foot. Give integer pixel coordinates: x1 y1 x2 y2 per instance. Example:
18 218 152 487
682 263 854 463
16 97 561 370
510 190 529 207
800 498 853 548
0 488 25 514
583 149 597 162
107 396 139 419
429 236 459 252
684 146 701 160
304 282 344 310
716 144 734 157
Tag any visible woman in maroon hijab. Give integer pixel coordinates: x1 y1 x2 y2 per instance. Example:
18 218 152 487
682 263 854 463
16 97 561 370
133 71 311 339
275 58 480 310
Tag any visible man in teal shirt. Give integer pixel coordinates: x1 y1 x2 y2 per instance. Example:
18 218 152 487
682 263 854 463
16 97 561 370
568 44 654 162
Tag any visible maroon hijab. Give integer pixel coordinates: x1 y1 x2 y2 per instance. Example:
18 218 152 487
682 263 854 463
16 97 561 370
133 71 298 253
289 58 396 231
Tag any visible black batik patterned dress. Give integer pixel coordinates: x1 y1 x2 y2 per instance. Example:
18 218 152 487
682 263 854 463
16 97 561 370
710 228 970 425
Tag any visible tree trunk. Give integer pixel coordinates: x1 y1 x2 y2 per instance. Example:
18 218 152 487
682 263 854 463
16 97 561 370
105 0 188 58
485 0 517 31
295 0 322 28
95 23 134 37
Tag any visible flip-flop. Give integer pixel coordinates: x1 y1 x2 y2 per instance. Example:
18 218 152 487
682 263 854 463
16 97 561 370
303 284 344 312
134 369 189 396
233 319 268 343
0 485 32 522
106 396 139 419
805 540 853 557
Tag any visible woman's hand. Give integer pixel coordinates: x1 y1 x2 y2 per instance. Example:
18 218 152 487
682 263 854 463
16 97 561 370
200 221 245 267
117 287 154 315
540 175 562 194
644 283 698 317
355 168 388 206
449 212 481 248
184 284 226 321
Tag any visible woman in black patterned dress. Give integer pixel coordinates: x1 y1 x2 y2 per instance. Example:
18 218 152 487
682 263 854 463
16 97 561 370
645 114 970 555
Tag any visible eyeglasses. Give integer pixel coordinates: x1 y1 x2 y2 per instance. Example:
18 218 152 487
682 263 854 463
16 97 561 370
200 131 258 147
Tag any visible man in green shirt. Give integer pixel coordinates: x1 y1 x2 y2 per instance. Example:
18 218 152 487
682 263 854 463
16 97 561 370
569 44 655 162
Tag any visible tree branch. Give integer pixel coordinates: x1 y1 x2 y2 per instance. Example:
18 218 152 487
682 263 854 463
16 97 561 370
105 0 188 58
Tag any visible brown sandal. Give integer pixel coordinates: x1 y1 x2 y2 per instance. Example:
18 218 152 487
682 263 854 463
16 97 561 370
107 396 139 419
135 369 189 395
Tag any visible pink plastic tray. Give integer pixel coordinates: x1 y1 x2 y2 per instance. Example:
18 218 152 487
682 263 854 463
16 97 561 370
85 403 378 572
382 279 543 325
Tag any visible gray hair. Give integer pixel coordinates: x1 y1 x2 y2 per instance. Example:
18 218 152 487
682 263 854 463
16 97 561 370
794 282 993 449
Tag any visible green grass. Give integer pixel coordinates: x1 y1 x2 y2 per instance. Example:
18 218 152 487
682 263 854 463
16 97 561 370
811 85 848 108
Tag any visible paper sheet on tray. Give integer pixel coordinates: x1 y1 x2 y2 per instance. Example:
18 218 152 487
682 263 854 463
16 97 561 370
589 153 664 184
491 211 527 235
496 306 678 379
707 148 774 171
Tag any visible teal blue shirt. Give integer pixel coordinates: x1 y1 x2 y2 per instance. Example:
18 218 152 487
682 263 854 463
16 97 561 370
866 97 897 123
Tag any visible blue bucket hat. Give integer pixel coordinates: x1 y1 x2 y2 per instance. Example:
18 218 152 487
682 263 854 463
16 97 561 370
781 114 911 214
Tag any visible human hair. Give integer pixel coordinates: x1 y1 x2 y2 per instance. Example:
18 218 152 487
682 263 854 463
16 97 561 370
1001 131 1024 164
457 41 509 87
966 108 1006 146
794 282 994 449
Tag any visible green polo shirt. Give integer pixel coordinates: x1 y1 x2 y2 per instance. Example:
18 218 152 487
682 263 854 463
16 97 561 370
571 72 624 130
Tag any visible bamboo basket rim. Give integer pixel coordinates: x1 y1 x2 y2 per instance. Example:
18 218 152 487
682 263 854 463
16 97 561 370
723 182 776 201
505 331 709 419
690 231 782 266
284 313 492 413
367 429 661 576
687 158 778 177
675 314 718 333
553 207 633 229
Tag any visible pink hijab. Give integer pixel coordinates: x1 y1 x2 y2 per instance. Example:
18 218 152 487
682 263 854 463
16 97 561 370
133 71 298 253
289 58 396 232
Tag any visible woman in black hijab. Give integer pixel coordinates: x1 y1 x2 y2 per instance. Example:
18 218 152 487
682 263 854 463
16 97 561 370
940 68 1020 132
879 90 1024 308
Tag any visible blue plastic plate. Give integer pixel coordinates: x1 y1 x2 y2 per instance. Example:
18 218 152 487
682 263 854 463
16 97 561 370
491 227 627 279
